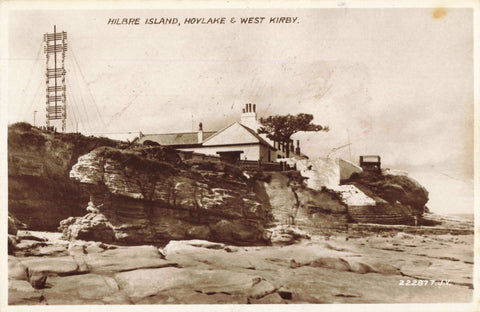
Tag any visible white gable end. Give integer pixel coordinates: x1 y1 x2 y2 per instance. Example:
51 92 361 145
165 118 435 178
202 122 260 146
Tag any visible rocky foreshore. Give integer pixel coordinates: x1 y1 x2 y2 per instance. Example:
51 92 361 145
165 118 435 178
8 213 474 305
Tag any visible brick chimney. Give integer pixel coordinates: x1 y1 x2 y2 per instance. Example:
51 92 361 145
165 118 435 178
198 122 203 143
240 103 258 131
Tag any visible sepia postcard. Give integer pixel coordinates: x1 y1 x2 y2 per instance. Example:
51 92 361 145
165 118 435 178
0 1 478 311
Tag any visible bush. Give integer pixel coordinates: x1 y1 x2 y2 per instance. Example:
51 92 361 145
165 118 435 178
9 122 33 132
102 147 177 175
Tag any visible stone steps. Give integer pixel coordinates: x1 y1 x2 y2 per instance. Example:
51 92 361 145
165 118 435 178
348 223 474 235
348 204 413 225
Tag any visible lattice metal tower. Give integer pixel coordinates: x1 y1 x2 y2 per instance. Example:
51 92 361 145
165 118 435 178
43 26 67 132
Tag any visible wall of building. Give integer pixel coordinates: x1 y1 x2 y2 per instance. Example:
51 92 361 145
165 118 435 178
259 144 273 162
285 157 364 189
295 157 340 190
339 158 363 181
203 122 258 146
178 144 260 161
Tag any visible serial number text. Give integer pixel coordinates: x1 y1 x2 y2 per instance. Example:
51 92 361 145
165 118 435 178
398 279 451 286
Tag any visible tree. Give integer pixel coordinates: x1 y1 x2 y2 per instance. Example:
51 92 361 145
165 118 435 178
258 113 328 157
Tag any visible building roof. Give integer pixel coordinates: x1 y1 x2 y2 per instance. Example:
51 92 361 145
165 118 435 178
200 122 276 150
138 121 276 151
139 131 216 146
238 123 276 149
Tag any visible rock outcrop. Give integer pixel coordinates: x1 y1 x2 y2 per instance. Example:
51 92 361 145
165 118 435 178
343 171 429 219
261 172 349 231
59 146 273 245
283 156 428 225
8 123 121 230
8 213 20 236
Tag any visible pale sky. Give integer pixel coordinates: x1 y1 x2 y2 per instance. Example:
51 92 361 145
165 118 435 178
5 7 474 214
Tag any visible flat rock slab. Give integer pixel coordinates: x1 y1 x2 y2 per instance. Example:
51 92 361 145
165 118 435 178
19 256 79 276
165 247 255 270
172 239 227 249
274 264 472 303
8 256 28 280
43 274 128 304
84 245 178 273
162 240 352 271
8 280 44 305
249 292 285 304
162 240 227 256
135 288 248 304
15 240 48 250
25 245 69 257
400 259 473 287
114 267 263 301
16 231 49 242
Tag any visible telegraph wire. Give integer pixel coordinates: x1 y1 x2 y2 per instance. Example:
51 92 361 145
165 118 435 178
68 50 98 132
65 82 80 132
66 76 92 133
22 78 43 121
19 41 44 119
65 77 82 131
70 45 106 129
67 52 98 133
66 74 90 132
67 57 91 130
22 42 43 94
31 83 44 125
70 85 88 133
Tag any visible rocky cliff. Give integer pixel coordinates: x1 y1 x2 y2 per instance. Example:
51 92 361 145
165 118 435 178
58 146 273 245
8 123 121 230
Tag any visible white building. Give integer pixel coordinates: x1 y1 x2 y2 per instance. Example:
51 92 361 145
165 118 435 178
138 104 305 163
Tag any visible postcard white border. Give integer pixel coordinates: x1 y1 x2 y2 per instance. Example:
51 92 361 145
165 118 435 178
0 1 478 312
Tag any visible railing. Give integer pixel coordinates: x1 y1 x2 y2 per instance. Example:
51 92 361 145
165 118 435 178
236 160 282 172
177 151 220 162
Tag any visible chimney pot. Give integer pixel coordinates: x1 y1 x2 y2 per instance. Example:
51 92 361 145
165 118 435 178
253 104 256 112
198 122 203 131
242 108 245 113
